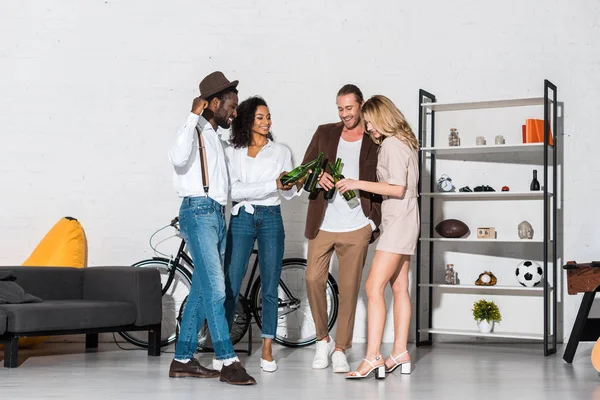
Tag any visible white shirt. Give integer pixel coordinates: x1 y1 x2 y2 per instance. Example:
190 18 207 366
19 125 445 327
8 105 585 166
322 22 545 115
225 140 300 215
320 137 373 232
168 113 229 205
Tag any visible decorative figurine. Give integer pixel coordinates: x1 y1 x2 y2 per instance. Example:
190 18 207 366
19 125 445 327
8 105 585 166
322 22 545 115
449 128 460 147
445 264 457 285
502 186 510 192
518 221 534 239
475 271 497 286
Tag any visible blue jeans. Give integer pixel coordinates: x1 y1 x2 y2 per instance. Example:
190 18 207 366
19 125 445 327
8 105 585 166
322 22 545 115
224 204 285 339
174 196 236 360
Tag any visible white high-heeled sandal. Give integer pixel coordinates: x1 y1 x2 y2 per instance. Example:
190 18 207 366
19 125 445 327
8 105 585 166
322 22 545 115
345 356 386 380
385 351 412 374
260 358 278 372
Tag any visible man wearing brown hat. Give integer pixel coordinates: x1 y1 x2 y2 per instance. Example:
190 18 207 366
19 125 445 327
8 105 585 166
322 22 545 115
167 71 256 386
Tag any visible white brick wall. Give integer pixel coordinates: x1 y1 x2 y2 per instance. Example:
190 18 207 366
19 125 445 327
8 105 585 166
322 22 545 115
1 0 599 345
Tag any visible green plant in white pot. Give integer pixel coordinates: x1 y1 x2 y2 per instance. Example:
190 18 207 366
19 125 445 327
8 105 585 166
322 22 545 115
472 299 501 333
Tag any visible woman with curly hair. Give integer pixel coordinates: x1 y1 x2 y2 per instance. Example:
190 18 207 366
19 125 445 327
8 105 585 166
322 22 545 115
222 96 299 373
336 95 420 380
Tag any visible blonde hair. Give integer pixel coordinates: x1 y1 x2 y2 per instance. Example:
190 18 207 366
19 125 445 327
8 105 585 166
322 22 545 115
361 95 419 150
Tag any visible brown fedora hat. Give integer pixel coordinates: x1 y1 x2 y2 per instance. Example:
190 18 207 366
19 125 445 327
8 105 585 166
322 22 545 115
199 71 239 99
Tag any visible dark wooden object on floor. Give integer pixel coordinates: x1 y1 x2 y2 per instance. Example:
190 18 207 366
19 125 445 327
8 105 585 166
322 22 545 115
563 261 600 363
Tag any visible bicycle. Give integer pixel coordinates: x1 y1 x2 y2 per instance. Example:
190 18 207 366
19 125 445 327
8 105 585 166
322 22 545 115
119 216 340 351
178 246 340 352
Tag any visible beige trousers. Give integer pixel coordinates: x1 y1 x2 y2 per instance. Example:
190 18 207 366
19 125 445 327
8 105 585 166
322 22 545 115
305 224 372 350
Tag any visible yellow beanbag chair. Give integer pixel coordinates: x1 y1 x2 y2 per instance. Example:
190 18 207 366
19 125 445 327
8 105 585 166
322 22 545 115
2 217 87 349
22 216 87 269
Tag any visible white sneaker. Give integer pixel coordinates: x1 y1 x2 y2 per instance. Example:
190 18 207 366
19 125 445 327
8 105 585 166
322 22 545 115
261 358 278 372
312 336 335 369
212 358 223 371
332 351 350 373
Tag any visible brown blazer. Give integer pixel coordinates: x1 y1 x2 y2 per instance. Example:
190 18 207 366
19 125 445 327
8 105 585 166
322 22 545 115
301 121 383 241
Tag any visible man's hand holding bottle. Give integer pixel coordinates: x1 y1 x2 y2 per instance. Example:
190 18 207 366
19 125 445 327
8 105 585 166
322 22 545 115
317 170 335 191
298 168 335 191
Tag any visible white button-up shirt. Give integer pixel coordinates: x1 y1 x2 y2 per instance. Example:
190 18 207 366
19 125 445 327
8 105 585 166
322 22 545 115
225 140 300 215
168 113 229 205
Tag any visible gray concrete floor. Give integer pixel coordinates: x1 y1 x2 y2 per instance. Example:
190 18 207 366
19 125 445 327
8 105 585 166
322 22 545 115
1 340 599 399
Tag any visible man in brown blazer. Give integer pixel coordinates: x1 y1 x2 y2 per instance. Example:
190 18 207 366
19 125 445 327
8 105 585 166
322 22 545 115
301 84 382 372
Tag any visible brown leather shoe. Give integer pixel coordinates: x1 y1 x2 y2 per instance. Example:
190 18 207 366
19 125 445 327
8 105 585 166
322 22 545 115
168 358 220 378
219 361 257 385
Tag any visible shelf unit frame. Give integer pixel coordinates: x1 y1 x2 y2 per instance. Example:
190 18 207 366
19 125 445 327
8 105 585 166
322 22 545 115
415 80 558 356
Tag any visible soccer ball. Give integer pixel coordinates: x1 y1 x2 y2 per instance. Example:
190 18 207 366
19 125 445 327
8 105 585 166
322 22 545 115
515 260 543 287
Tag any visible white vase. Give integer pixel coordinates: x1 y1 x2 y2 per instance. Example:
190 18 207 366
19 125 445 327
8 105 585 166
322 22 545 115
478 319 494 333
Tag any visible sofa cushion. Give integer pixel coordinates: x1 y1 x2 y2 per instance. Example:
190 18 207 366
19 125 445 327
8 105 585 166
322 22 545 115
0 271 43 304
0 310 6 334
0 267 83 300
82 267 162 326
0 300 136 333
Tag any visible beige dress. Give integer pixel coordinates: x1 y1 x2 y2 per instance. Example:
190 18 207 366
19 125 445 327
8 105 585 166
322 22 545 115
375 136 420 255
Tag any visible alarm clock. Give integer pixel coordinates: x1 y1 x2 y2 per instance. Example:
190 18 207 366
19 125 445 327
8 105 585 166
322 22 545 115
437 175 455 192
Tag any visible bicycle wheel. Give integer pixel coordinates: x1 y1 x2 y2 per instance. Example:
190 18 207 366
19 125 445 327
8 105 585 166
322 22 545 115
176 295 250 352
250 258 339 348
118 258 192 348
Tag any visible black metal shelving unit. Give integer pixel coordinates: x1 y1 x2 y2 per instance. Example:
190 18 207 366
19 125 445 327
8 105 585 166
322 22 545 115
415 80 558 356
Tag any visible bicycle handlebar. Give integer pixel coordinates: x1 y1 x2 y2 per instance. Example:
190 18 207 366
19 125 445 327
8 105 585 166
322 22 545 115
170 216 180 232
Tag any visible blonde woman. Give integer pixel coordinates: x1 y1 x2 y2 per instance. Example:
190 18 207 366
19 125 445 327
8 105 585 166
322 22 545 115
336 95 419 379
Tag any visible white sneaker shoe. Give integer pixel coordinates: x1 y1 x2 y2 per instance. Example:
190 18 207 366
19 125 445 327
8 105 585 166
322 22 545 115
332 351 350 373
212 358 223 371
261 358 278 372
312 336 335 369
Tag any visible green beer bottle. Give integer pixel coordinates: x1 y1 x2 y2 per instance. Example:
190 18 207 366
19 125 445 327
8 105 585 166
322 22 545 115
324 158 341 200
279 158 319 187
303 152 325 193
329 160 360 208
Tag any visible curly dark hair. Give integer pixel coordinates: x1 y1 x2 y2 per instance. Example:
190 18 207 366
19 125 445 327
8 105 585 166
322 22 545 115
229 96 274 148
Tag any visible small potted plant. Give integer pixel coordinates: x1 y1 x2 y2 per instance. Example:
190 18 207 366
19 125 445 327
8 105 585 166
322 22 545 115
472 299 501 333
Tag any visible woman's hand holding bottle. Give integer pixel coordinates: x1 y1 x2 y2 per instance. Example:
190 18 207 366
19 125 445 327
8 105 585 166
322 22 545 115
277 171 295 191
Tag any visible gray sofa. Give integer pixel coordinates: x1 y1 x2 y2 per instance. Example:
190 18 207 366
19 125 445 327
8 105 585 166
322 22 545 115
0 310 6 335
0 266 162 368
